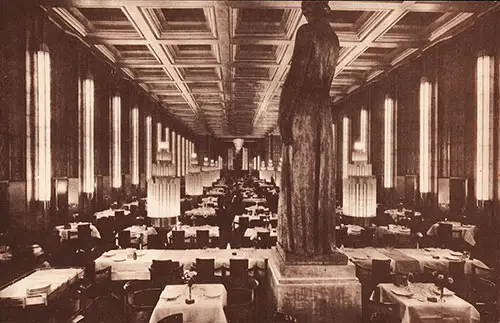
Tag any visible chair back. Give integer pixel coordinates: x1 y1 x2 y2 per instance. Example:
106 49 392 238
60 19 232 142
171 230 186 249
448 261 465 279
249 218 262 228
77 223 92 243
157 313 183 323
148 233 165 249
270 218 278 228
151 259 172 271
257 231 271 248
195 258 215 283
437 223 453 245
118 230 131 248
372 259 391 283
230 258 249 288
239 216 250 230
196 230 210 249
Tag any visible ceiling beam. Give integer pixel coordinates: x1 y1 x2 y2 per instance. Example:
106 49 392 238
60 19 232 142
122 5 212 134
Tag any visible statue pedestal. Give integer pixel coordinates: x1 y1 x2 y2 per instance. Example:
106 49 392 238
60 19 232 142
268 247 362 323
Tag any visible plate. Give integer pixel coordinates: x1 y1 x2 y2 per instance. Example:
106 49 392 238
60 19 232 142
102 251 116 257
204 288 223 298
113 256 126 262
445 256 461 261
352 255 368 260
162 286 184 300
27 282 51 292
391 287 413 297
136 251 146 257
450 251 463 257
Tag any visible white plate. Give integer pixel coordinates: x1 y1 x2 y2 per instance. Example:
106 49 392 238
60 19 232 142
204 288 222 298
113 256 126 262
352 255 368 260
27 282 51 293
162 287 184 300
450 252 463 257
445 256 461 261
391 287 413 297
102 251 116 257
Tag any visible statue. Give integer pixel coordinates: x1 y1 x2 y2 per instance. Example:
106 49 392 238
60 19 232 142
278 1 340 258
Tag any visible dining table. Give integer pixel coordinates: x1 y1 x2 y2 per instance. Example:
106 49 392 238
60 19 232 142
426 221 477 246
54 222 101 242
120 225 157 246
149 284 228 323
343 247 488 275
167 225 220 241
94 248 271 281
93 208 131 220
371 283 480 323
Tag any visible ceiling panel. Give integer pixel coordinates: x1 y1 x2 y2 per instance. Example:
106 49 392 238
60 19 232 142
44 0 499 137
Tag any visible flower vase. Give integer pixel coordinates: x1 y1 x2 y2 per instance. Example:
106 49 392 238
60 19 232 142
185 284 195 304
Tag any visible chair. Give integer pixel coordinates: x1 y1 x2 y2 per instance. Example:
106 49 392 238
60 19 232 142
448 261 466 297
256 231 271 248
157 313 183 323
470 264 498 322
228 258 249 288
437 223 453 248
117 230 131 249
195 258 216 283
270 218 278 228
196 230 210 249
273 311 298 323
123 281 162 323
238 216 250 231
150 261 183 287
148 233 166 249
223 288 255 323
372 259 391 284
77 223 92 246
249 218 262 228
170 230 186 249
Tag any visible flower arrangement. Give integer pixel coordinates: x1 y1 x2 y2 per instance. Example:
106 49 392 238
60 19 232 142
183 269 197 304
432 271 454 301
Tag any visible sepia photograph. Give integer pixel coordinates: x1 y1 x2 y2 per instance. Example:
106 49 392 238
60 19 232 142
0 0 499 322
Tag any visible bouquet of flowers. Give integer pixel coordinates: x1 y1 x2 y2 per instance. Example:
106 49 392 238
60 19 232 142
183 269 197 304
432 271 454 301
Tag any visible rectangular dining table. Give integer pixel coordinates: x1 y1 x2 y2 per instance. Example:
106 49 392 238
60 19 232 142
426 221 477 246
149 284 228 323
372 283 480 323
94 248 271 281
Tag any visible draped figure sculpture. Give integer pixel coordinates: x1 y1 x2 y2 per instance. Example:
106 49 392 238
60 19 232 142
278 1 340 257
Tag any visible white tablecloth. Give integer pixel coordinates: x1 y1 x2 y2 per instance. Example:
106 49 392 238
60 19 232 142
426 222 477 246
149 284 227 323
167 225 220 241
244 227 277 239
373 283 480 323
95 249 271 281
119 225 157 245
384 209 422 221
93 208 130 220
185 207 217 217
54 222 101 241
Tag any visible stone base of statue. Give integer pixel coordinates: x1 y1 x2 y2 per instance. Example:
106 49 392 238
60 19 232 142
268 245 361 323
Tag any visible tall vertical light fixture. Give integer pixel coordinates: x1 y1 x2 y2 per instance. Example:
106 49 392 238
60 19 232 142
111 92 122 188
360 108 368 153
419 77 432 193
35 45 51 201
476 51 494 201
82 73 94 194
342 116 351 179
145 115 152 180
384 94 395 188
131 105 139 185
171 130 176 175
177 134 181 176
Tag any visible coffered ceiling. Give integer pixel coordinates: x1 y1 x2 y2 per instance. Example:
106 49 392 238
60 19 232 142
42 0 499 138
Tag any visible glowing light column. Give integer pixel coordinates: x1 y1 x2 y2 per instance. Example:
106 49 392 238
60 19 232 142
419 77 432 193
384 95 395 188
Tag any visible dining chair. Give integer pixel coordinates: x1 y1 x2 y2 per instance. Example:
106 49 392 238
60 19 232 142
123 281 162 323
256 231 271 248
170 230 186 249
335 226 348 247
372 259 392 284
228 258 250 288
249 218 262 228
196 229 210 249
437 222 453 248
117 230 131 249
148 232 166 249
270 218 278 228
223 287 255 323
238 216 250 231
150 261 183 287
157 313 183 323
195 258 216 283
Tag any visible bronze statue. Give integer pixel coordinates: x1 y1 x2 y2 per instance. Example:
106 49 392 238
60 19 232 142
278 1 340 257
